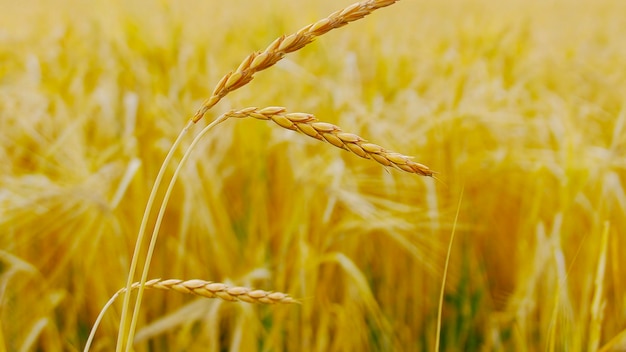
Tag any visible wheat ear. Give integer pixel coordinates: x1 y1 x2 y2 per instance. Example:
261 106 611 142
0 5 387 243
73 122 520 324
84 279 296 352
225 106 433 176
135 279 298 304
192 0 400 123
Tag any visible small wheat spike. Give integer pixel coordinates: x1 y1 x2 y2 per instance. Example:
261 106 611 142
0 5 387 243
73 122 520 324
192 0 400 123
224 106 433 176
84 279 296 351
125 279 298 304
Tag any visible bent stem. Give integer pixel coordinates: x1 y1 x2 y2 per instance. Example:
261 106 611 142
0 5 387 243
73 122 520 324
85 289 123 352
124 114 230 351
115 120 193 352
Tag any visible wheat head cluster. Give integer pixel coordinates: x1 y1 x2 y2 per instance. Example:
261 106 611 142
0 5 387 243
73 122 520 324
2 0 626 350
86 0 435 351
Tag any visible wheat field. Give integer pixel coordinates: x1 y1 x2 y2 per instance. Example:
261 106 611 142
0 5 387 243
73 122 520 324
1 0 625 351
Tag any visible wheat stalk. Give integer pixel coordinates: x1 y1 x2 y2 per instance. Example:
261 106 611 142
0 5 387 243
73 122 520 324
224 106 433 176
192 0 400 123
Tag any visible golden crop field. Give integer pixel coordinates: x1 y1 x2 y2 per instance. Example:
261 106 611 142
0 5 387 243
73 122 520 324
1 0 625 351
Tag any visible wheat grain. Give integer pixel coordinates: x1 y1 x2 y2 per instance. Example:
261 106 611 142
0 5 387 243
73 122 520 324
192 0 400 123
124 279 298 304
224 106 433 176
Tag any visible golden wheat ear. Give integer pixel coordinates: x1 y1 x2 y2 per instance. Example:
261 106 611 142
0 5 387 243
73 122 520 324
224 106 434 176
137 278 299 304
192 0 401 123
85 278 297 351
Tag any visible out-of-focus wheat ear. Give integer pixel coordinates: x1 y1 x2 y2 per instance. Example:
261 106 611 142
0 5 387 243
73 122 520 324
225 106 433 177
192 0 401 123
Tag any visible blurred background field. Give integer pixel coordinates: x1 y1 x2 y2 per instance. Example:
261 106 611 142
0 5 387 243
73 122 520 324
1 0 625 350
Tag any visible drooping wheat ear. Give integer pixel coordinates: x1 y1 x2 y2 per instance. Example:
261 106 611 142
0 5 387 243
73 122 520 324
132 278 299 304
192 0 400 123
225 106 433 176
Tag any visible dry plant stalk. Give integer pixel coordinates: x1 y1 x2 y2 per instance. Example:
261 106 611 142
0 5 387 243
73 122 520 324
224 106 433 176
192 0 400 123
126 279 298 304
